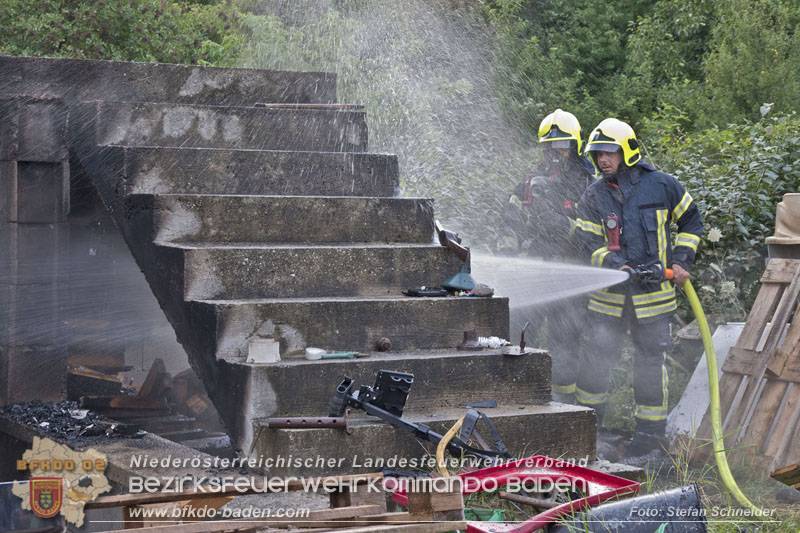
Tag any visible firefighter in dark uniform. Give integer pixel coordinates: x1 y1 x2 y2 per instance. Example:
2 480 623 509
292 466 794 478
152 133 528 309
497 109 595 404
575 118 703 457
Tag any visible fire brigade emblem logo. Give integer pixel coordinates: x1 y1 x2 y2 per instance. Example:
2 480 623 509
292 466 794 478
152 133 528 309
30 477 63 518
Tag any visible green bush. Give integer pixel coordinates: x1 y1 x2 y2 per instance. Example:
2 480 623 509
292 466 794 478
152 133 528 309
644 110 800 319
0 0 242 65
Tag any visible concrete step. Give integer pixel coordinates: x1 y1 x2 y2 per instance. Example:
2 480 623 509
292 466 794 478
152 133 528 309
146 194 435 244
117 146 398 196
219 347 551 418
190 295 510 358
75 101 368 152
1 55 337 105
252 403 597 477
161 242 463 299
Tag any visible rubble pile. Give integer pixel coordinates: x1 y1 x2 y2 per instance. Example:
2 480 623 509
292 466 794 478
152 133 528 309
0 400 140 441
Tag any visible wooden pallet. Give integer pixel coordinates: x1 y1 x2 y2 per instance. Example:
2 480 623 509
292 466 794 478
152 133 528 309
88 473 466 533
693 258 800 473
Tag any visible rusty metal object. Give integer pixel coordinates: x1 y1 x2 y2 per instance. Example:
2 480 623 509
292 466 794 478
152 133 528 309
267 409 351 434
499 491 558 510
376 337 392 352
457 329 483 351
503 321 536 356
520 321 530 351
435 220 470 263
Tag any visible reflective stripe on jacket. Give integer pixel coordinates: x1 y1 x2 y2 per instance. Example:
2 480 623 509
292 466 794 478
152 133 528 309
575 162 703 322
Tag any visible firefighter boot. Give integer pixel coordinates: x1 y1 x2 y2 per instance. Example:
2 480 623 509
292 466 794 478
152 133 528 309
623 421 668 465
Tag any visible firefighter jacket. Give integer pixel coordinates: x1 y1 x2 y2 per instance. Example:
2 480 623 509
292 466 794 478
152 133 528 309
575 161 703 322
497 155 595 260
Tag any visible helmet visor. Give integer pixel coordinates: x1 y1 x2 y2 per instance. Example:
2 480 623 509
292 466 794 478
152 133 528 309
587 142 620 153
543 140 572 150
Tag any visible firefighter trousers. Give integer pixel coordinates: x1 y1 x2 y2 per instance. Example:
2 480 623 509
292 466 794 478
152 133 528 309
575 296 671 435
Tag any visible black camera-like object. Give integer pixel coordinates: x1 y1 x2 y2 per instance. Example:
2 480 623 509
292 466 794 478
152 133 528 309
329 370 413 417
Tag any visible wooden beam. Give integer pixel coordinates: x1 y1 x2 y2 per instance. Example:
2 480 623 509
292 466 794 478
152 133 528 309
761 259 800 283
735 282 784 351
771 463 800 487
764 383 800 458
407 481 464 522
97 521 259 533
732 380 789 463
769 319 800 378
123 497 233 529
770 391 800 471
722 347 757 376
331 523 468 533
261 504 384 528
138 358 170 399
330 484 386 513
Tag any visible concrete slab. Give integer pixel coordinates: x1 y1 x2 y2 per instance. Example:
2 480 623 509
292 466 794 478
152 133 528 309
14 161 70 223
253 403 596 477
149 195 433 244
77 101 368 152
4 223 69 285
221 347 552 417
3 345 66 403
121 146 399 196
215 347 550 454
0 97 69 162
172 243 463 299
666 323 745 441
585 460 645 483
0 55 337 105
196 295 510 357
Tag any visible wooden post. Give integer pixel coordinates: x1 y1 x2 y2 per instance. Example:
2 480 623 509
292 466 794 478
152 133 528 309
406 477 464 521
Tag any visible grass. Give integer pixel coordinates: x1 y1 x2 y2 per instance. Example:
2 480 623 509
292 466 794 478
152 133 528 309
452 327 800 531
639 450 800 532
600 333 799 532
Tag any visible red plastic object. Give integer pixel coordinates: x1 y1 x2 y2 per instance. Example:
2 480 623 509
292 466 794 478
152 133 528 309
391 455 640 533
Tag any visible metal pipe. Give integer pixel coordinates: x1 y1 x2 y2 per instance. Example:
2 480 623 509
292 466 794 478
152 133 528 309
498 491 557 510
267 410 350 434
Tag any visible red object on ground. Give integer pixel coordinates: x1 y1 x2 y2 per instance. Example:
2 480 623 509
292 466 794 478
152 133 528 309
391 455 640 533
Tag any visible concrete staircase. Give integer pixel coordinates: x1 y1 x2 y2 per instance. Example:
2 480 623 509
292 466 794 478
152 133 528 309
2 56 595 473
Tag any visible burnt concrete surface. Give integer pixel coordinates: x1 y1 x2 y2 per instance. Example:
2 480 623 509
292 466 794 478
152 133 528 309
148 195 434 244
1 96 69 405
78 101 368 152
1 57 587 470
0 55 336 105
121 147 399 196
224 348 551 418
173 243 463 299
199 296 510 358
257 403 597 477
0 97 69 162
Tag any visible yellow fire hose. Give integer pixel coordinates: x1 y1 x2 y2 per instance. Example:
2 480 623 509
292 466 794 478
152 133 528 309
434 280 761 514
682 280 761 513
436 415 464 477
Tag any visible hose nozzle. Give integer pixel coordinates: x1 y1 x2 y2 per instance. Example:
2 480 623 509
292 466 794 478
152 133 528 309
627 262 674 283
